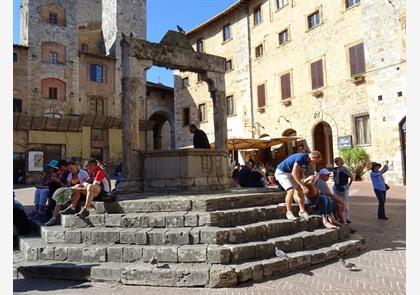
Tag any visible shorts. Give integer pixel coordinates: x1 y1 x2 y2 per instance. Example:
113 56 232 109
96 185 109 201
274 169 298 191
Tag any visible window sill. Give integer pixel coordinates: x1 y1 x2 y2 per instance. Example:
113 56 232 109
221 38 233 45
277 40 291 48
275 3 290 13
281 98 292 106
257 107 265 113
253 22 263 29
342 3 361 13
225 68 234 73
306 22 323 33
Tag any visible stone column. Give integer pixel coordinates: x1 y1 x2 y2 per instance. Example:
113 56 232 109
116 37 152 194
206 71 228 152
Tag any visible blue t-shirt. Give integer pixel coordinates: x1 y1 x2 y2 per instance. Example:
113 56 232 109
370 171 386 191
276 153 310 173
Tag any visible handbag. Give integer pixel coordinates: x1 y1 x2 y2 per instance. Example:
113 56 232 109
385 183 390 191
335 185 346 193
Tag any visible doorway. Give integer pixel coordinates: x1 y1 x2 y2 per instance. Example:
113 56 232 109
313 121 334 170
399 117 406 185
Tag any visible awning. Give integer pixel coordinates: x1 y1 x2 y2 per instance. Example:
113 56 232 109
210 136 301 151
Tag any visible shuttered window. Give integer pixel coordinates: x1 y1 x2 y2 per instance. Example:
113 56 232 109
223 24 231 41
257 84 266 108
281 73 291 100
349 43 366 76
310 59 324 90
48 87 58 99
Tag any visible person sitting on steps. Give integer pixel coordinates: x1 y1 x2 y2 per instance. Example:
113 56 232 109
274 151 322 220
60 158 111 218
302 174 340 229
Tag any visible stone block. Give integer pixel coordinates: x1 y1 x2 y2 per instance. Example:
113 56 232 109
148 213 166 228
228 228 245 244
68 245 85 262
178 245 207 262
306 249 327 265
105 214 124 227
54 245 68 261
338 224 351 240
148 229 168 245
300 231 321 249
121 213 148 228
207 245 231 264
324 246 340 261
239 223 268 242
184 212 199 227
263 257 289 277
272 235 304 252
165 228 191 245
192 198 219 212
189 227 201 244
64 230 82 244
166 212 186 228
42 227 65 243
322 229 339 244
208 265 237 288
91 263 125 282
331 240 353 255
200 227 229 244
253 241 275 259
204 211 225 226
120 229 138 244
91 228 120 244
230 244 255 262
231 264 253 282
175 265 210 287
288 252 312 270
107 246 124 262
143 246 179 263
135 228 151 245
82 245 107 262
123 245 143 262
251 264 264 281
80 228 94 244
38 245 55 260
265 220 291 238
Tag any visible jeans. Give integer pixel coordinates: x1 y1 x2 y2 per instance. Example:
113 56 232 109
374 189 387 218
34 188 49 206
305 194 333 216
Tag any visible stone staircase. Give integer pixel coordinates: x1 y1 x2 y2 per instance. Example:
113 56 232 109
15 189 366 288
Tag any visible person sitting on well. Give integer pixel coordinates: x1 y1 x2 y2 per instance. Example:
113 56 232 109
60 158 111 218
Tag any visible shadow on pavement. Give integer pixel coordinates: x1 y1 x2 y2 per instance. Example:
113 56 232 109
13 278 93 293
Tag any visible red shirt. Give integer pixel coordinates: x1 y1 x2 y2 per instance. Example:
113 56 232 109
88 166 110 193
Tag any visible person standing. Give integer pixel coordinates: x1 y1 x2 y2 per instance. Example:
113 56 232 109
333 157 353 223
274 151 322 220
189 124 211 149
370 161 389 220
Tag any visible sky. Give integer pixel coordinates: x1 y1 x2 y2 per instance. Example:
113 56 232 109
12 0 237 87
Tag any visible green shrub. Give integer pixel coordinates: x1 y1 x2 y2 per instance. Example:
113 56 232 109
339 147 370 180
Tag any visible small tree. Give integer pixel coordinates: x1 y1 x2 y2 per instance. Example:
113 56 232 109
339 147 370 180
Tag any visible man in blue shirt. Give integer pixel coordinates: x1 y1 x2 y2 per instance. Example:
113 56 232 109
275 151 322 220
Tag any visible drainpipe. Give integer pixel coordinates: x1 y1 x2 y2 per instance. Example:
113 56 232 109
240 1 255 139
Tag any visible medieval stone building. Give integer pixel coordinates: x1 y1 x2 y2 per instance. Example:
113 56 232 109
13 0 174 184
175 0 406 184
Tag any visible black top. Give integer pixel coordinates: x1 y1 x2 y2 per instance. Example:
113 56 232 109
193 129 211 149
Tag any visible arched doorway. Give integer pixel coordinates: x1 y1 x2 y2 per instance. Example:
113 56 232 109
313 121 334 170
148 112 174 150
399 117 406 185
282 129 297 156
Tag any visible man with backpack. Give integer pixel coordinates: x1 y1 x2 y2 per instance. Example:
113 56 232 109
60 158 112 218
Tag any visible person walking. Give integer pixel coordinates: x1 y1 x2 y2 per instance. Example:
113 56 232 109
370 161 389 220
189 124 211 149
333 157 353 223
274 151 322 220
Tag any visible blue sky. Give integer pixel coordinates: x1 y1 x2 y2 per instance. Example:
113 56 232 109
13 0 237 87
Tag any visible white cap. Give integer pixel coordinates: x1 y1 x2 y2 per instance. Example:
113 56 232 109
319 168 330 175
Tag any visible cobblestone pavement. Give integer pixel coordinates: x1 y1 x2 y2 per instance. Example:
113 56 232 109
13 182 406 295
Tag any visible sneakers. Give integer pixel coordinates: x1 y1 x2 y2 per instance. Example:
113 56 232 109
299 211 310 220
44 217 58 226
75 208 89 218
286 211 298 220
59 206 77 215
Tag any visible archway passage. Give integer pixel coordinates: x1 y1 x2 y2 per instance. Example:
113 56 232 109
399 117 406 185
313 121 334 170
148 112 173 150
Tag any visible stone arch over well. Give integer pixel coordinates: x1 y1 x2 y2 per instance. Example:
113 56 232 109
148 111 175 150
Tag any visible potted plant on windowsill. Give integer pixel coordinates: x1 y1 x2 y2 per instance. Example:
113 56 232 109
312 89 324 98
351 73 366 85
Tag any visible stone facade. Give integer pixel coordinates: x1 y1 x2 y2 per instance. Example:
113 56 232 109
175 0 406 184
13 0 173 184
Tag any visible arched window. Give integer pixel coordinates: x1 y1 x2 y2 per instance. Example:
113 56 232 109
39 4 66 26
41 78 66 100
41 42 66 64
282 128 297 137
91 97 105 116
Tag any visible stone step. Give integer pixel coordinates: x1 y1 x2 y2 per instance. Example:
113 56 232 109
61 202 305 229
21 225 351 264
16 234 366 288
42 215 322 245
91 191 284 214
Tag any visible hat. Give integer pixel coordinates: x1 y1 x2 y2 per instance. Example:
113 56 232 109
47 160 59 169
371 162 381 170
319 168 330 175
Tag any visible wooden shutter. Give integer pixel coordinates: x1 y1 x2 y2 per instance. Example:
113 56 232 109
311 60 324 89
281 73 291 100
257 84 265 108
349 43 366 75
90 64 96 81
